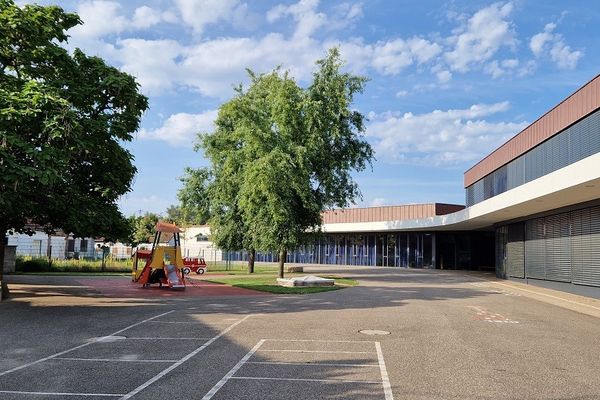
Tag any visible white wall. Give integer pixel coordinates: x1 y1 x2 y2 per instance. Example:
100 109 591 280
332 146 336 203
180 226 223 262
6 232 96 259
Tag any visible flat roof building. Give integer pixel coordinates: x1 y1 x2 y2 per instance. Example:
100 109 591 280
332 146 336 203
228 74 600 297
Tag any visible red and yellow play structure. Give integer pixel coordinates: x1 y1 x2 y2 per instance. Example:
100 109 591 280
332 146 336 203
131 222 186 290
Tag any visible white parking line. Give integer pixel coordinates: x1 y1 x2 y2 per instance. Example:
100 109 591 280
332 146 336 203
0 390 124 397
246 361 380 368
148 321 204 324
119 314 255 400
201 339 266 400
375 342 394 400
230 376 383 384
54 357 179 363
259 350 375 354
202 339 392 400
0 310 175 377
124 337 212 340
264 339 374 343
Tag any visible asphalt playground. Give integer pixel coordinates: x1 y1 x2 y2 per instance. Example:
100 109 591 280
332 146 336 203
1 267 600 399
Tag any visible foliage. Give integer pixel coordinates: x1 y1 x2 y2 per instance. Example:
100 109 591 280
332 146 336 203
15 256 131 273
0 0 148 298
128 213 160 245
165 205 184 225
194 48 373 278
177 167 211 226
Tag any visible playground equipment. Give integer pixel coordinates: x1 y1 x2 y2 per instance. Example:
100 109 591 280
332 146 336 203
131 222 186 290
183 257 207 275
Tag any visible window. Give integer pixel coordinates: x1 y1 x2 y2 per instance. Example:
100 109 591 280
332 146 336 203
80 239 88 252
196 234 209 242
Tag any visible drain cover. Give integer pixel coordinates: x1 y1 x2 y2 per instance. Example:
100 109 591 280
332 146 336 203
359 329 390 335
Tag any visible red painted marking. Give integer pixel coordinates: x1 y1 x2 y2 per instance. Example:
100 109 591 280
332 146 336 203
76 277 270 298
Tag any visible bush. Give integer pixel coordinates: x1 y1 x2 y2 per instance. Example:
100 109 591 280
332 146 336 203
15 256 131 273
16 257 51 272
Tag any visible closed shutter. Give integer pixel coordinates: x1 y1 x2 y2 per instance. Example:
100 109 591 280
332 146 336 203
572 206 600 287
507 223 524 278
525 218 545 279
544 213 571 282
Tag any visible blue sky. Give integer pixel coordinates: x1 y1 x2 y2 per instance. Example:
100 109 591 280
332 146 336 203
21 0 599 216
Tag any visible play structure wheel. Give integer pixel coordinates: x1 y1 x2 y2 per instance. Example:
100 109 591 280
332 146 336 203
183 267 191 275
196 268 205 275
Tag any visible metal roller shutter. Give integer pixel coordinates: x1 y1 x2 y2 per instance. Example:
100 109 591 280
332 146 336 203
525 218 546 279
572 206 600 287
544 213 572 282
507 223 525 278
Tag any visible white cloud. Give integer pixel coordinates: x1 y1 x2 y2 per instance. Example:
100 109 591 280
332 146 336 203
370 37 442 76
70 1 129 38
529 22 583 70
132 6 163 29
138 110 218 147
267 0 326 39
436 70 452 83
550 40 582 70
530 23 555 56
366 102 528 165
174 0 247 34
445 2 516 73
369 198 389 207
395 90 409 98
114 39 183 95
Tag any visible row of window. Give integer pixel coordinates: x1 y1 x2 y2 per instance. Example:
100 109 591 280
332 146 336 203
466 108 600 206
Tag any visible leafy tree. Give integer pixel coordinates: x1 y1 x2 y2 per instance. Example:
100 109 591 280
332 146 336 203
0 0 148 299
177 167 211 226
198 49 373 278
130 213 160 245
165 205 184 226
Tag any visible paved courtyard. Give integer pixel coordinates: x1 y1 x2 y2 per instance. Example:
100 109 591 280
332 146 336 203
1 267 600 399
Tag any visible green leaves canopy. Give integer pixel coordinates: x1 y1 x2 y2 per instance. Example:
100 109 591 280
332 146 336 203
188 48 373 259
0 0 148 241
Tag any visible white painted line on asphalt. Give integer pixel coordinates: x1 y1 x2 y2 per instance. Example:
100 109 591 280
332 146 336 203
54 357 178 363
264 339 373 343
0 310 175 377
246 361 380 368
119 314 255 400
375 342 394 400
201 339 266 400
148 321 205 324
259 350 375 354
125 337 212 340
230 376 383 384
0 390 124 397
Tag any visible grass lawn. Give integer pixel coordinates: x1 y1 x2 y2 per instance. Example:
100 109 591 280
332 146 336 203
205 274 358 294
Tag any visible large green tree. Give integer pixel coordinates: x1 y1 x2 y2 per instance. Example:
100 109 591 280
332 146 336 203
196 49 373 278
0 1 148 299
176 167 211 226
129 213 160 245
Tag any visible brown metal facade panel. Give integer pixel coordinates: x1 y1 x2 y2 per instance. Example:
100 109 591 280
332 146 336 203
436 203 466 215
464 74 600 187
320 203 464 224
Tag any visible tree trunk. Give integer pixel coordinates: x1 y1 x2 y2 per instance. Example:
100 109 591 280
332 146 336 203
248 249 255 274
0 234 9 301
278 249 287 279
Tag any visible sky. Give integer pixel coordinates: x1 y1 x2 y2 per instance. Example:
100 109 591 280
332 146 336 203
19 0 600 216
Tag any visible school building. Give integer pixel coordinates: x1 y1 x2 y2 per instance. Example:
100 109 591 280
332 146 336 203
228 73 600 297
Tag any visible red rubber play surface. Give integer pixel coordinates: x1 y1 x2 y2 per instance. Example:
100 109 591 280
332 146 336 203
76 276 270 298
